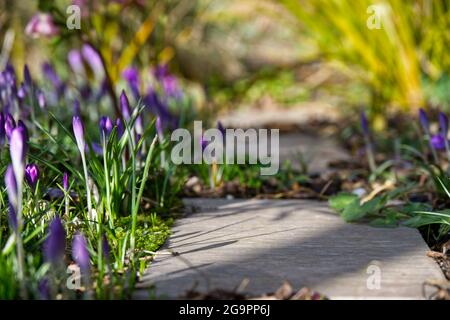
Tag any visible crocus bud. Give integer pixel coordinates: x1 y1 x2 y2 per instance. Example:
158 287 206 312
68 50 84 75
119 90 131 121
72 233 90 272
122 67 140 99
25 13 59 38
156 116 164 141
72 116 85 155
116 118 124 139
44 217 66 264
217 121 225 137
419 108 429 133
439 112 448 137
36 90 46 109
23 65 32 88
5 113 16 140
360 111 369 137
63 172 69 191
5 165 18 230
99 116 113 137
81 44 104 78
25 163 39 191
10 126 28 185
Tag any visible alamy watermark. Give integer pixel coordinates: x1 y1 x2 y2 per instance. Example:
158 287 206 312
170 121 280 175
366 260 382 290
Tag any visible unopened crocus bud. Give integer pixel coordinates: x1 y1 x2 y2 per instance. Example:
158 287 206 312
81 44 104 78
439 112 448 137
23 65 32 88
419 108 429 133
36 90 46 109
44 217 66 264
25 163 39 191
360 111 369 137
5 113 16 139
63 172 69 191
5 165 18 231
116 118 124 139
99 116 113 137
119 90 131 121
17 120 29 142
72 233 90 272
217 121 225 137
72 116 85 155
122 67 140 100
68 50 84 75
10 126 28 185
156 116 164 141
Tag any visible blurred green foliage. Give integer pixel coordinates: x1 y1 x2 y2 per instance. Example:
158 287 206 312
281 0 450 120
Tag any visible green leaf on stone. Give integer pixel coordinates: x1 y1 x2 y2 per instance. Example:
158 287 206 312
329 193 358 212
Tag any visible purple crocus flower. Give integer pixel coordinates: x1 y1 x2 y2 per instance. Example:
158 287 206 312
439 112 448 138
25 163 39 191
36 90 46 109
23 65 32 88
10 125 28 185
99 116 113 137
116 118 124 139
72 233 90 272
68 50 85 75
360 111 370 137
42 63 65 98
156 116 164 141
72 116 85 155
119 90 131 121
63 172 69 191
81 44 104 78
431 134 446 150
419 108 429 133
122 67 140 100
4 113 16 139
25 13 59 38
5 165 18 231
44 217 66 264
17 120 29 142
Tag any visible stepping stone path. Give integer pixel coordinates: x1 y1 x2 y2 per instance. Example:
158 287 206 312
138 198 445 299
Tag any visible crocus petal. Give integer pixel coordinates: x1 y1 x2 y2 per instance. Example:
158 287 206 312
72 233 90 271
439 112 448 137
72 116 85 155
10 126 28 185
63 172 69 191
81 44 104 78
431 134 446 150
44 217 66 264
119 90 131 121
419 108 429 133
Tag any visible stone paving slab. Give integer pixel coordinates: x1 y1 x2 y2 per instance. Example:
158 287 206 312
138 198 445 299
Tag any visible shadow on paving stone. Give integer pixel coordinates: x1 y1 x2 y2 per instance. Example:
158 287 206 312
135 199 445 300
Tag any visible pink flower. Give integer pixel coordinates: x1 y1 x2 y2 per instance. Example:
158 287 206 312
25 13 59 38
